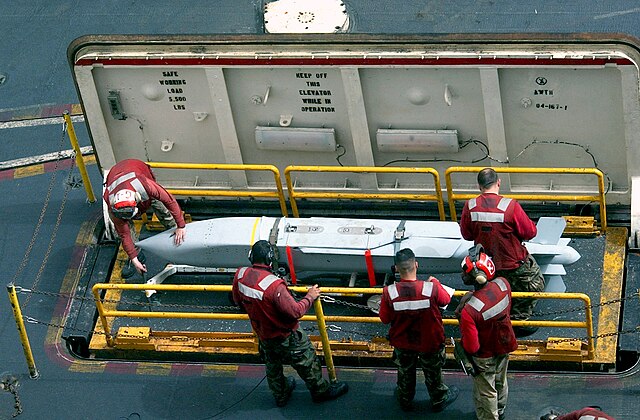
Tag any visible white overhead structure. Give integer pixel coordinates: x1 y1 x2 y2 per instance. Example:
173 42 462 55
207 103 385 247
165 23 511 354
264 0 350 34
69 35 640 208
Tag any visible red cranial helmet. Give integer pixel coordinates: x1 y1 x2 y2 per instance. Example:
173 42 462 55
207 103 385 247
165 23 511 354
461 245 495 285
110 189 139 219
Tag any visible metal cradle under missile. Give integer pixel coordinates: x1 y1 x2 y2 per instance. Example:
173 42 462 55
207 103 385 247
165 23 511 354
136 216 580 278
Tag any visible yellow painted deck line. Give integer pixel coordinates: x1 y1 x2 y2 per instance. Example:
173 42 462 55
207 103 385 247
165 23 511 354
44 269 84 347
594 227 627 363
71 103 83 115
136 362 173 376
46 219 98 348
14 164 45 178
202 365 239 377
68 362 107 373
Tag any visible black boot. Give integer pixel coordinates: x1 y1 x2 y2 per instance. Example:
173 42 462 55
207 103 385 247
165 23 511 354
394 387 414 412
275 376 296 407
432 385 459 412
312 382 348 403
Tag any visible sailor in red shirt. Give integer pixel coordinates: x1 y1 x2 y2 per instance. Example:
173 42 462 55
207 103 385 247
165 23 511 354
379 248 459 412
231 240 348 407
456 246 518 420
102 159 186 277
459 168 545 332
541 406 615 420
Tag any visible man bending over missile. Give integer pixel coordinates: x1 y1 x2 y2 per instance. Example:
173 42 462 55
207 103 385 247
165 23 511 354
103 158 186 278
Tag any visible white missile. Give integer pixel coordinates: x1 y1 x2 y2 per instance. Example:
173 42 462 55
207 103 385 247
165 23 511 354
136 216 579 292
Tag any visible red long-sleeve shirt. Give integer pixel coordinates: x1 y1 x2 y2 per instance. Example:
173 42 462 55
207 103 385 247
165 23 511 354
379 277 450 353
232 264 314 340
459 278 517 357
102 159 185 259
460 192 537 271
557 407 615 420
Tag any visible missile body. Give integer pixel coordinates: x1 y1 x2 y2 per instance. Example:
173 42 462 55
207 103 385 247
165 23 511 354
137 216 580 288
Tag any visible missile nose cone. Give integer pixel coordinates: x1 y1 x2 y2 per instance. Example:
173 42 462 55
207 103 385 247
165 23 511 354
564 246 581 264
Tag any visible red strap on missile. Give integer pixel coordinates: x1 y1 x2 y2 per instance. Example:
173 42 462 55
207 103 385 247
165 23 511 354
365 249 376 287
286 245 297 285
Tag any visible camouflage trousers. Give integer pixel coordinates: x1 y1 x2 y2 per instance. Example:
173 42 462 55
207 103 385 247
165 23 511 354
471 354 510 420
128 199 177 245
259 329 330 402
392 346 449 406
496 254 545 319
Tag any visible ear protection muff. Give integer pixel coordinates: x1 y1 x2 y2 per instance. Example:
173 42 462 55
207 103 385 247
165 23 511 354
248 247 258 264
461 246 495 285
248 240 276 266
109 189 142 220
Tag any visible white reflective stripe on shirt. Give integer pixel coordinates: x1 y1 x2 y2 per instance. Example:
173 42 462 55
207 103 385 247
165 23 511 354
493 278 508 292
237 267 248 279
482 295 509 321
388 283 399 300
470 212 505 223
468 296 485 312
578 416 598 420
258 274 280 290
468 198 477 209
497 197 512 211
129 178 149 201
421 281 433 297
392 299 430 311
238 282 264 300
107 172 136 193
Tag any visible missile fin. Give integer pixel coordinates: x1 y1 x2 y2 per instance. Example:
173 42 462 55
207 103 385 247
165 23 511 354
530 217 567 245
539 263 566 276
544 275 567 293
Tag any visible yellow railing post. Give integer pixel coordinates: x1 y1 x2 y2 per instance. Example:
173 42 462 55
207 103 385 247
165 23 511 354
445 166 607 230
147 162 288 217
445 169 458 222
285 169 301 218
313 297 337 382
6 284 39 379
91 285 114 346
63 112 96 203
584 295 595 359
284 165 446 219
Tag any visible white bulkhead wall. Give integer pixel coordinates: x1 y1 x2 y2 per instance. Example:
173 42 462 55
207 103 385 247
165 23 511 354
74 41 640 208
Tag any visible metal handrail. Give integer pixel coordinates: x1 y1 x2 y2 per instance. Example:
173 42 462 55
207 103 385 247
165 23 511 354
92 284 595 361
147 162 288 216
444 166 607 231
284 165 446 219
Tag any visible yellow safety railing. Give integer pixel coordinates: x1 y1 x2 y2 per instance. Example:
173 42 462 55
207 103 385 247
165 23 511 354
284 165 446 219
511 291 595 359
92 284 595 361
93 283 337 381
445 167 607 231
64 112 96 203
147 162 288 216
7 283 39 379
